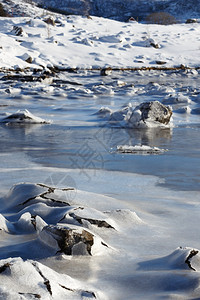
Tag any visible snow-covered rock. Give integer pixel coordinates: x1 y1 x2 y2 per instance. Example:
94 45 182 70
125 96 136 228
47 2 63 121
0 110 50 125
0 257 98 299
126 101 172 128
97 101 172 128
139 247 200 272
39 224 110 256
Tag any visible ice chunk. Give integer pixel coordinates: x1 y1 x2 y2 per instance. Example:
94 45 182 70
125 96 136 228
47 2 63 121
117 145 167 154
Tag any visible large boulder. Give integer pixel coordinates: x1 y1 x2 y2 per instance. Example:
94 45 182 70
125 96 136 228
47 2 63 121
126 101 172 128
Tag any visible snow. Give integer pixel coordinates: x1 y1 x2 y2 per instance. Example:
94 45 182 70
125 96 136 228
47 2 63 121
1 11 200 70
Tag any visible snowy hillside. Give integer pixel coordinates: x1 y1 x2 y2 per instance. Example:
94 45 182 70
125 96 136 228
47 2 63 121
1 0 200 22
17 0 200 22
1 13 200 71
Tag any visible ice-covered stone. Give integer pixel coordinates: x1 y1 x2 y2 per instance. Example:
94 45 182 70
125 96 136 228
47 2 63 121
21 53 33 64
39 224 110 256
126 101 172 127
139 247 200 272
145 38 160 49
63 207 115 229
0 110 50 124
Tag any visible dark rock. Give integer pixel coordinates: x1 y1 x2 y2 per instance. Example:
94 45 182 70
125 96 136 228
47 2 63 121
185 249 199 271
186 18 198 24
145 38 160 49
100 67 112 76
0 263 11 273
140 101 172 124
12 26 23 36
156 61 167 65
132 101 172 125
180 64 186 69
18 293 41 299
69 212 114 229
44 17 55 26
135 60 144 63
25 56 33 64
126 17 137 23
150 42 159 49
41 225 94 255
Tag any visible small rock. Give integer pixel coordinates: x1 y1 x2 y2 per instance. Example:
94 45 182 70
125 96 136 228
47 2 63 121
127 17 137 23
156 61 167 65
21 53 33 64
44 17 55 26
145 38 160 49
81 38 93 46
12 26 23 36
180 64 186 69
41 225 94 255
186 18 198 24
100 67 112 76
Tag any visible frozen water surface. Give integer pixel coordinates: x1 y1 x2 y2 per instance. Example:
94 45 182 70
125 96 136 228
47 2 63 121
0 70 200 299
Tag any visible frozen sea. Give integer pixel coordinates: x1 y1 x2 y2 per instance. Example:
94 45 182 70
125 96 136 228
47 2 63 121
0 69 200 299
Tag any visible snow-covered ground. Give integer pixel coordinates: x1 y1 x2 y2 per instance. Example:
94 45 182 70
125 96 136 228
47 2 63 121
0 1 200 299
1 13 200 70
